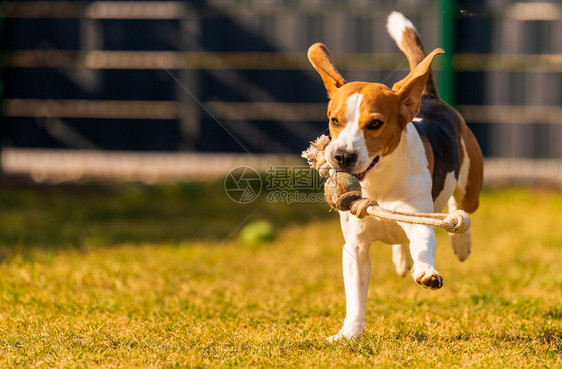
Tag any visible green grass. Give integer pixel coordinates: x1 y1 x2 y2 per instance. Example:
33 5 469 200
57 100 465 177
0 182 561 367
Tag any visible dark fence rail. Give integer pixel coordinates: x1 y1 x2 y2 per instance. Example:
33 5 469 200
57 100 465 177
1 0 561 158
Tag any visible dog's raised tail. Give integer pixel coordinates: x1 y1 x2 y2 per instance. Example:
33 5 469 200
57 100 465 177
387 11 439 97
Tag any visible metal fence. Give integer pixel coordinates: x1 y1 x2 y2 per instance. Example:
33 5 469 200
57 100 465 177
1 0 561 182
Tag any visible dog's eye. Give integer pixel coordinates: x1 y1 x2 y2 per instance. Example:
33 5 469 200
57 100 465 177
330 118 341 127
369 119 384 130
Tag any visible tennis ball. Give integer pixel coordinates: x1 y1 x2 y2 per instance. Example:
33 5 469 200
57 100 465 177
324 172 362 211
240 220 276 244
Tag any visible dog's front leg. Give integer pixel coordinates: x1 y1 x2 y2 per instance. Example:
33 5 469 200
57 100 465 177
328 236 371 342
400 223 443 289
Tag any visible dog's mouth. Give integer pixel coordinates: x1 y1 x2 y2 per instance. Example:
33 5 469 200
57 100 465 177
353 156 380 181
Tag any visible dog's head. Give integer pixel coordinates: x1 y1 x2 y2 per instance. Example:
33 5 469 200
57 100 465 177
308 43 443 180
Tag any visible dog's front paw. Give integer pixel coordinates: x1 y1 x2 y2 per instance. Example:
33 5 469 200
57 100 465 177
327 330 361 343
411 263 443 289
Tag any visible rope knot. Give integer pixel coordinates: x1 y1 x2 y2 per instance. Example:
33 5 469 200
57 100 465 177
349 198 379 219
301 135 332 178
443 210 471 234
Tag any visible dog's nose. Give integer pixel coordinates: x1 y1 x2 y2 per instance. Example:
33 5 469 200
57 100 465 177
333 150 357 170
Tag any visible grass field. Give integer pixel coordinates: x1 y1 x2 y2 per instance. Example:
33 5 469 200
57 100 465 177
0 181 561 367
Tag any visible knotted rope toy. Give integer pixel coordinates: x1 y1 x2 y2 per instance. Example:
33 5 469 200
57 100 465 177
302 135 471 234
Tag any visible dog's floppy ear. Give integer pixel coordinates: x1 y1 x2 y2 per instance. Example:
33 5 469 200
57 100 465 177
308 43 347 98
392 48 444 124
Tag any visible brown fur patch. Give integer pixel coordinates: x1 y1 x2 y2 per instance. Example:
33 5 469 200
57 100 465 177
457 115 483 213
327 82 405 159
310 44 443 164
307 43 347 98
420 135 434 176
400 28 439 98
391 49 444 124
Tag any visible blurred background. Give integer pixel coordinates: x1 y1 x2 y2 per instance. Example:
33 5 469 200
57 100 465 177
1 0 561 184
1 3 562 365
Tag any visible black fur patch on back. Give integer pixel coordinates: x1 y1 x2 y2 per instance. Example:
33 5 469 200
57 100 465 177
413 96 461 201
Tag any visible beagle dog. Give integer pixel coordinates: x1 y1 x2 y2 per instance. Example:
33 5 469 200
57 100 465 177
307 11 483 341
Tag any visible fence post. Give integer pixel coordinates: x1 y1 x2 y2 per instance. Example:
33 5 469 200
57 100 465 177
178 3 201 151
439 0 456 106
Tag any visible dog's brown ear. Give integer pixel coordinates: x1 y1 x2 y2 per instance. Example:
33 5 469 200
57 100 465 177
392 48 444 124
308 43 347 98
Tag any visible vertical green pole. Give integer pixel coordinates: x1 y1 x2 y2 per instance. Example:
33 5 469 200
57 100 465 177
439 0 456 106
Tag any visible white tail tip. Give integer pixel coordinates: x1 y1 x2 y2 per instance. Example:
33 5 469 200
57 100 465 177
387 11 416 45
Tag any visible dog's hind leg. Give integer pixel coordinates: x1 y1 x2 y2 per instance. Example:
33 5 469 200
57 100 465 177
448 196 472 261
448 125 483 261
392 243 413 277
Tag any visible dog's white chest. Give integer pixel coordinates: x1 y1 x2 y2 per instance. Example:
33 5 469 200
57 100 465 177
363 124 434 209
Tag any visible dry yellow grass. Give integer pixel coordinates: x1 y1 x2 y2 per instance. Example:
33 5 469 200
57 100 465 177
0 184 560 367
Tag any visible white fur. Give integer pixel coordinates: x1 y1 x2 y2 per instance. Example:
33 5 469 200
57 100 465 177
341 93 363 152
363 123 433 211
387 11 416 46
392 243 412 277
324 93 372 173
448 197 472 261
327 237 371 342
330 124 444 341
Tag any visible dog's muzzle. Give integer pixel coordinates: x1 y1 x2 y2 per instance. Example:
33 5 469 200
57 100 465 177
353 156 380 181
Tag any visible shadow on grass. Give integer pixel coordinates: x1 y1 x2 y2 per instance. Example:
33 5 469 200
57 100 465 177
0 178 333 259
